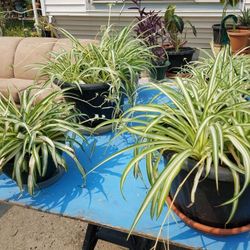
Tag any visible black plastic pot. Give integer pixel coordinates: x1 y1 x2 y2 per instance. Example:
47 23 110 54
2 155 63 188
212 24 233 45
41 30 52 38
166 47 195 73
55 80 119 127
166 154 250 229
150 62 170 81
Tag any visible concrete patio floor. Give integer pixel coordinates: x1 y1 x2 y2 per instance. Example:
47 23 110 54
0 203 125 250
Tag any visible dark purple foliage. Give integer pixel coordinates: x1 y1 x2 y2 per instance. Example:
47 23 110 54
127 0 168 65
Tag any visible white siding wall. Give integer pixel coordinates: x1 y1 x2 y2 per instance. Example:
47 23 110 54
41 0 246 48
245 0 250 8
40 0 87 16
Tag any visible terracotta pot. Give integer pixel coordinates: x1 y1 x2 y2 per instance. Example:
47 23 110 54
166 197 250 236
238 25 250 30
227 29 250 53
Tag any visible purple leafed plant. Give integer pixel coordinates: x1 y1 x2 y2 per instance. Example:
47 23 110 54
127 0 168 65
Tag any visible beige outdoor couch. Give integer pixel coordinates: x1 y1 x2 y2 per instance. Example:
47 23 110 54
0 37 94 103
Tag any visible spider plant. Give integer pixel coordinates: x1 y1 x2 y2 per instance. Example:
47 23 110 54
0 86 87 195
94 49 250 232
190 46 250 82
40 24 154 104
238 8 250 27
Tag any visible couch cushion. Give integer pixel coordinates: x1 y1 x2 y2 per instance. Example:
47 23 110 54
52 38 73 53
0 78 35 102
13 37 57 80
52 38 98 54
29 84 61 104
0 37 23 78
0 78 60 104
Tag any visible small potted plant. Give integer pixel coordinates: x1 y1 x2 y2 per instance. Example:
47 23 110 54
38 16 57 38
212 0 239 45
164 5 197 73
40 25 153 128
129 0 170 80
226 11 250 53
96 48 250 235
0 86 87 195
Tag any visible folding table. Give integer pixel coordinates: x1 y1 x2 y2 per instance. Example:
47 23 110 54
0 86 249 250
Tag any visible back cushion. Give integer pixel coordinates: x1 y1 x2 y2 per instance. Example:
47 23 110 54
52 39 73 53
14 37 57 80
52 38 97 54
0 37 23 78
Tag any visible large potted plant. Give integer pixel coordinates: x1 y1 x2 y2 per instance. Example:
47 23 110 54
40 25 153 127
97 48 250 235
0 86 86 195
129 0 170 80
164 5 197 73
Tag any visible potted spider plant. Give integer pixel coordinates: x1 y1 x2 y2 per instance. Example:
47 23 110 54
96 48 250 235
164 5 197 74
130 0 170 80
0 86 87 195
40 25 153 128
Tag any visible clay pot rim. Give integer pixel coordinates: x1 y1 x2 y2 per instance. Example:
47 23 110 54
166 197 250 236
227 29 250 36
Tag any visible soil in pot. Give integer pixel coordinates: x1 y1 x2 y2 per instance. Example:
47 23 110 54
164 153 250 229
55 80 121 127
166 47 195 74
2 155 63 188
227 29 250 53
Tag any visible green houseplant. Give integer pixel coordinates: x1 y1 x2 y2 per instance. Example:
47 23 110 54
129 0 170 80
238 7 250 29
0 86 87 195
96 48 250 235
164 5 197 73
37 16 57 38
40 25 154 128
226 9 250 54
212 0 240 45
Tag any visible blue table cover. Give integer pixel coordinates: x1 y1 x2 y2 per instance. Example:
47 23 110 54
0 85 249 250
